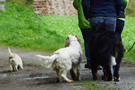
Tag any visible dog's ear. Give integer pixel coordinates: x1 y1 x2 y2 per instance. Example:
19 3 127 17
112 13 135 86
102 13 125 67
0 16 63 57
9 56 12 60
65 36 69 47
75 35 81 44
9 56 12 63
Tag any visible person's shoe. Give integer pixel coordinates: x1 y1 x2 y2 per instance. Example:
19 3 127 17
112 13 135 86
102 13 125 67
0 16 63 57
84 64 91 69
84 64 89 68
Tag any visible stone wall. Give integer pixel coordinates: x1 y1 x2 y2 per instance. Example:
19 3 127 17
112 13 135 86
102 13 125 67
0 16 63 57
34 0 77 16
0 0 5 11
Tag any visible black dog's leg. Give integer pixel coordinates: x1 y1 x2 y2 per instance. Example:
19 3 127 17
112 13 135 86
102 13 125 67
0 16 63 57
104 65 112 81
113 64 120 81
102 66 108 81
113 50 123 81
91 64 98 80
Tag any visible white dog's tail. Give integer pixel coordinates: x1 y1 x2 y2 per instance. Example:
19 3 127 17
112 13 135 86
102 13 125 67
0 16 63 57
110 56 116 66
8 47 13 56
36 54 58 68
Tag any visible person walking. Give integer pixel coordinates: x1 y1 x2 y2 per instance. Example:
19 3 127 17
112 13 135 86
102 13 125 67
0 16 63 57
112 0 129 78
73 0 91 69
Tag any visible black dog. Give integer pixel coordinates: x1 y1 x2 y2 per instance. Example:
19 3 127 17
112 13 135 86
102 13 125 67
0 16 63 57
89 23 125 81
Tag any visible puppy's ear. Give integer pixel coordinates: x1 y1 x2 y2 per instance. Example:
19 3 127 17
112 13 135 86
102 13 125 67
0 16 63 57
9 56 12 63
75 35 81 44
9 56 12 60
65 37 69 47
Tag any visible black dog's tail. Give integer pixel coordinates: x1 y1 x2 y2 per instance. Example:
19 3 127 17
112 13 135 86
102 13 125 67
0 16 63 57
125 42 135 52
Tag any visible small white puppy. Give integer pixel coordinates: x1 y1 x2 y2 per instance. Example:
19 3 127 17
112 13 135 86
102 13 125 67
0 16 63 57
36 35 83 83
8 47 23 72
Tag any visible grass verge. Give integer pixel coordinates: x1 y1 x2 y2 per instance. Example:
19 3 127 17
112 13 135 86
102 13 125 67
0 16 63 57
76 81 121 90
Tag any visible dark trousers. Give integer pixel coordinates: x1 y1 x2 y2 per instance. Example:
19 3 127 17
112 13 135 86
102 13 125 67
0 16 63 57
81 28 91 64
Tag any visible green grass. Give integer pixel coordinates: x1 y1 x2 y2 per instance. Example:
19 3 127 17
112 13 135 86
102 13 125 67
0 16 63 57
76 81 121 90
122 17 135 61
0 2 135 62
0 3 69 52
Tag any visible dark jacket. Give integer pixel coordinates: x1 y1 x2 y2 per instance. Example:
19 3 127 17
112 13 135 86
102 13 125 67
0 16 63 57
117 0 129 20
117 6 125 18
82 0 90 20
89 0 123 18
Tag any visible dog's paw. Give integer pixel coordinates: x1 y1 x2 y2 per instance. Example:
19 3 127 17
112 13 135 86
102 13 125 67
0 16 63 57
113 77 120 82
67 80 73 83
76 77 81 81
9 69 13 72
107 78 112 81
13 69 18 72
56 78 60 83
93 78 97 81
93 76 98 80
102 75 108 81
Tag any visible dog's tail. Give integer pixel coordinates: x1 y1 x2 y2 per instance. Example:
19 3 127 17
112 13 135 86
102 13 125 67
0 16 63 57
125 42 135 52
110 56 116 66
8 47 13 56
36 54 58 68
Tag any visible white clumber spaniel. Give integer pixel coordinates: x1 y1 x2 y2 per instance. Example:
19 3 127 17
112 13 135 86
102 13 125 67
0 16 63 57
8 48 23 72
36 35 83 82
